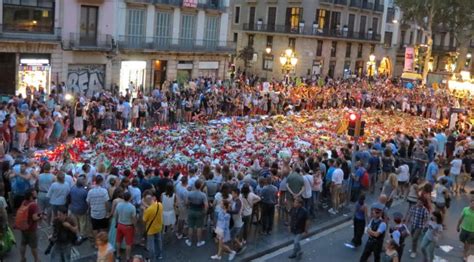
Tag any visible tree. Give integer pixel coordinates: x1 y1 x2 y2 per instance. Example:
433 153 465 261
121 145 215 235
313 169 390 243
396 0 446 83
444 0 474 73
236 46 255 69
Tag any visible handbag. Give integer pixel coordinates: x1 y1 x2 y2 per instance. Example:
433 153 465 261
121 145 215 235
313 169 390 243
144 203 160 237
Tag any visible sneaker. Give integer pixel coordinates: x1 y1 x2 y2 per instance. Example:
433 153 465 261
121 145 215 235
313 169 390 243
288 253 297 259
197 241 206 247
328 208 337 215
228 251 236 261
185 239 192 247
211 255 222 260
410 252 417 259
176 233 183 239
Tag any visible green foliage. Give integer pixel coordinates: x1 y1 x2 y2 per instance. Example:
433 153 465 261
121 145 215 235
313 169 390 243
237 45 255 69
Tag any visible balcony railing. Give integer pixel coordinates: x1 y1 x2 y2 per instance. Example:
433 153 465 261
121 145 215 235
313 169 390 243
152 0 227 10
374 3 384 12
349 0 361 8
118 36 236 53
0 24 61 41
64 33 114 51
334 0 347 5
432 45 456 52
362 1 374 9
242 23 381 42
125 0 154 3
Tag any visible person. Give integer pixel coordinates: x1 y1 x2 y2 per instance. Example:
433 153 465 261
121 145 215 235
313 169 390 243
348 194 368 248
330 160 344 214
425 158 439 186
161 181 176 233
367 151 381 194
240 183 260 244
143 193 163 261
286 167 304 216
389 212 409 260
114 191 136 261
185 179 208 247
405 197 429 259
211 200 236 261
260 176 277 235
395 163 409 199
47 172 70 218
49 206 78 262
288 197 308 259
382 239 399 262
86 176 109 239
68 175 89 241
420 211 443 262
96 232 114 262
434 178 449 224
457 197 474 262
450 154 464 193
175 176 188 239
229 187 244 252
381 173 398 208
37 162 55 224
359 202 387 262
19 189 41 262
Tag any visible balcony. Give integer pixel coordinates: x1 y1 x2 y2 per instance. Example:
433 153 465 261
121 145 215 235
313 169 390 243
197 0 227 11
126 0 154 3
362 1 374 10
242 23 381 42
0 24 61 42
64 33 114 51
118 36 236 53
320 0 333 4
349 0 361 8
432 45 456 52
334 0 347 5
374 3 384 12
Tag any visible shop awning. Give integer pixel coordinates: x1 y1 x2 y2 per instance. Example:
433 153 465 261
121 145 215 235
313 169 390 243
401 72 423 80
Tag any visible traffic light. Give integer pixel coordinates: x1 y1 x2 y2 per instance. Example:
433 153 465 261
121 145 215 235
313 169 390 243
347 113 366 137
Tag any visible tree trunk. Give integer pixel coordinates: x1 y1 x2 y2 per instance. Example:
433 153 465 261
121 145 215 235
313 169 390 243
454 40 470 73
422 34 433 85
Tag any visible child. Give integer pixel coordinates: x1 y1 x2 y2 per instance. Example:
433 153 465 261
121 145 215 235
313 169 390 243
420 211 443 262
390 212 410 259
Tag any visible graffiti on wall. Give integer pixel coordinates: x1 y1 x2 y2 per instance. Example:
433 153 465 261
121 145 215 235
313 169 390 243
67 64 105 97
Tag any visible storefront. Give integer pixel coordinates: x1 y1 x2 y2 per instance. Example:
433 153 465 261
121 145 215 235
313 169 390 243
378 57 392 77
18 54 51 97
153 60 167 89
120 61 146 96
177 61 193 85
198 61 219 78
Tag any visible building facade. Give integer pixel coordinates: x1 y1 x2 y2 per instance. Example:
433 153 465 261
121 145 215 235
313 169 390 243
0 0 234 96
231 0 386 79
0 0 62 96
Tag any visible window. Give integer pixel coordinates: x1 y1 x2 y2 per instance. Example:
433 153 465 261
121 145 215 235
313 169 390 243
127 8 145 47
180 14 196 47
316 40 323 56
409 31 413 45
330 11 341 30
328 61 336 78
370 44 375 53
267 7 277 31
348 14 355 34
386 8 395 23
289 38 296 51
233 32 238 43
285 7 303 31
345 43 352 58
3 0 55 33
315 9 329 29
234 6 240 24
156 11 172 46
248 34 254 46
400 30 406 47
359 15 366 33
205 16 219 48
371 17 378 34
266 35 273 48
249 6 255 25
357 43 363 58
331 41 337 57
384 32 392 47
80 6 98 45
263 55 273 71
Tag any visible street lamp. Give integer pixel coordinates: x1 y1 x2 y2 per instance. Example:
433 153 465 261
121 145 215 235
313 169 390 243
280 48 298 76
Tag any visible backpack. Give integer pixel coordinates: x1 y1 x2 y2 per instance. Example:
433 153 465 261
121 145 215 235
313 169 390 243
14 202 32 231
361 171 370 189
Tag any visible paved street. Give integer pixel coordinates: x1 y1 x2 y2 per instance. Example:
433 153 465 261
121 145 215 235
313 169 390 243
255 187 474 262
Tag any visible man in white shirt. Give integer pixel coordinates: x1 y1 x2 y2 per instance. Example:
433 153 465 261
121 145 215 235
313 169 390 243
330 160 344 215
302 171 314 217
86 176 109 238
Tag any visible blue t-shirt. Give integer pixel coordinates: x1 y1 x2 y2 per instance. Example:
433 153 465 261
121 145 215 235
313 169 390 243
38 173 55 193
47 182 71 205
69 186 88 215
115 202 136 225
326 167 335 184
368 157 380 174
353 167 365 188
426 162 438 182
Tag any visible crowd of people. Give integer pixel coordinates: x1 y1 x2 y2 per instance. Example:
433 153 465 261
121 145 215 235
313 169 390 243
0 75 473 262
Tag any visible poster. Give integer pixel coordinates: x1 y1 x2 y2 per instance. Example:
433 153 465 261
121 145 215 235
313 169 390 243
404 47 415 72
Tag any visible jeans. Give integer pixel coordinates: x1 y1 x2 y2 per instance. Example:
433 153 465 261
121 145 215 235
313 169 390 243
420 237 435 262
50 244 72 262
303 197 313 217
146 232 163 261
242 215 251 241
292 233 303 256
411 227 423 254
352 218 365 246
261 202 275 233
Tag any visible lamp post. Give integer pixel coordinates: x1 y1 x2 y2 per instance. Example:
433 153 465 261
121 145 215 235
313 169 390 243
280 48 298 83
265 47 272 80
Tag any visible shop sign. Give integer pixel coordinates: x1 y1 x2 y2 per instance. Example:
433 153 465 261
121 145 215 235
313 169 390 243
183 0 197 8
177 63 193 70
198 61 219 69
67 64 105 97
404 47 415 72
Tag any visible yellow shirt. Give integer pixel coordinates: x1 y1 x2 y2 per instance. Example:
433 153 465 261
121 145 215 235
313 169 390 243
16 115 27 133
143 202 163 235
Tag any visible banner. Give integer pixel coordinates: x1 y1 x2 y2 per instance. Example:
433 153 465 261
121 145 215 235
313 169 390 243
183 0 197 8
404 47 415 72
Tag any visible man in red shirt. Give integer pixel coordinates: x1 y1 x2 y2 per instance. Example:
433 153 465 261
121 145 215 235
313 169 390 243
20 189 42 262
